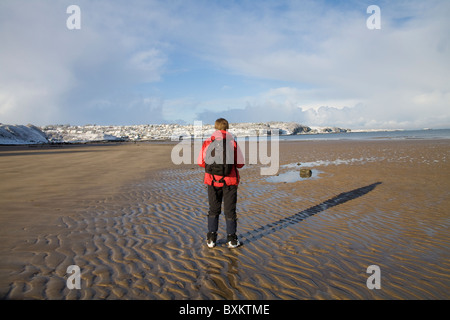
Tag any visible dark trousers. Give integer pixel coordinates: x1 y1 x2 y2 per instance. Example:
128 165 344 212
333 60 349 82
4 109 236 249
207 185 238 235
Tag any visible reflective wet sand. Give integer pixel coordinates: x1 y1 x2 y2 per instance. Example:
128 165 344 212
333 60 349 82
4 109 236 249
1 140 449 299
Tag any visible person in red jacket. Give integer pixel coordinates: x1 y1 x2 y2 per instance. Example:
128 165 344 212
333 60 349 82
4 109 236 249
197 118 244 248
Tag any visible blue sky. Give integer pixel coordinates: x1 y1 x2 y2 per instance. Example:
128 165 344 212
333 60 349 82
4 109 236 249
0 0 449 129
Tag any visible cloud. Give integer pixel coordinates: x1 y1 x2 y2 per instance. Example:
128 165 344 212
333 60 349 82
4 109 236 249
127 49 167 82
0 0 170 125
193 0 450 129
0 0 449 129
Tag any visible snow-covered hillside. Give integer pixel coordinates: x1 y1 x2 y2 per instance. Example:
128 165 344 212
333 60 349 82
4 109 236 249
0 124 49 145
0 122 350 145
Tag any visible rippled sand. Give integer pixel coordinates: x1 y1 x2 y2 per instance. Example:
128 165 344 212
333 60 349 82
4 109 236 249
1 140 449 299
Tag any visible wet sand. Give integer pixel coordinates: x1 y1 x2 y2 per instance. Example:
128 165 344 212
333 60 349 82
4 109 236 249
0 139 449 299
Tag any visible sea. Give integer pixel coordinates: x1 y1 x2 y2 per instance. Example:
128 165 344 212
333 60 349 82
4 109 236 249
276 129 450 141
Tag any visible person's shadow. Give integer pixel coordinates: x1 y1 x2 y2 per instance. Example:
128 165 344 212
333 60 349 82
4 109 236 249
239 182 382 245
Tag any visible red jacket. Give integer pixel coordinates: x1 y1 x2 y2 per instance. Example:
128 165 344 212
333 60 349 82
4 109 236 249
197 130 244 187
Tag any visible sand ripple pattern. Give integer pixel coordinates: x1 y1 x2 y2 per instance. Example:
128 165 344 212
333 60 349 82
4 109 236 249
4 141 450 299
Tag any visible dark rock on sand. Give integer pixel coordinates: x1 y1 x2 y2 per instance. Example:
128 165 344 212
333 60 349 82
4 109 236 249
300 169 312 178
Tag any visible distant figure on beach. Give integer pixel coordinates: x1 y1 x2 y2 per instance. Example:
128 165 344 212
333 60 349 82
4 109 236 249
197 118 244 248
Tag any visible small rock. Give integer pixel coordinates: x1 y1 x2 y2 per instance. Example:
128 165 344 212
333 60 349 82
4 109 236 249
300 168 312 178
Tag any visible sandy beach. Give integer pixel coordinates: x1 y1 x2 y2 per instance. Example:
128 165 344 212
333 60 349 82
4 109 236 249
1 139 449 300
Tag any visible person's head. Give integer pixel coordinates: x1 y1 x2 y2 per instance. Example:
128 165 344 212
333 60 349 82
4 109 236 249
214 118 229 131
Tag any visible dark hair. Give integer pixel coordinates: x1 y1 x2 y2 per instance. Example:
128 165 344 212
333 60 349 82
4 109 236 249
214 118 229 131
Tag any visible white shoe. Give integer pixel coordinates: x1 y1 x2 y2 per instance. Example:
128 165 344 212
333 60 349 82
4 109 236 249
227 234 240 248
206 232 217 248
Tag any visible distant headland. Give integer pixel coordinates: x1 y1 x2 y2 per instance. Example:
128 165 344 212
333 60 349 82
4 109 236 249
0 122 351 145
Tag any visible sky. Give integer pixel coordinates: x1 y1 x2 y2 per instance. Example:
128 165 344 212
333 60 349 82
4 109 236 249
0 0 449 129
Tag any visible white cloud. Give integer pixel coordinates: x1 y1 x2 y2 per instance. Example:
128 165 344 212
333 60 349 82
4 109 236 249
1 0 449 129
193 0 450 129
0 0 170 125
127 49 168 83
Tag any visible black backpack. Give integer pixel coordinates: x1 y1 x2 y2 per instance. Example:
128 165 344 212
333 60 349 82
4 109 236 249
205 136 234 181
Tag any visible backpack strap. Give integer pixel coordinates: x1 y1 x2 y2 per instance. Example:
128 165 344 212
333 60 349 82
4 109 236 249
211 174 227 187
